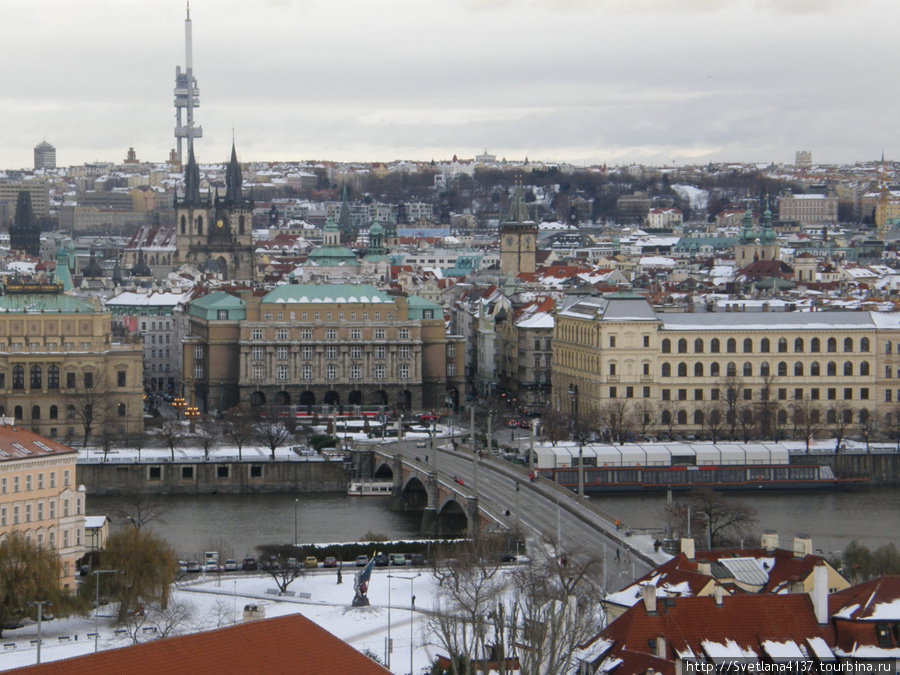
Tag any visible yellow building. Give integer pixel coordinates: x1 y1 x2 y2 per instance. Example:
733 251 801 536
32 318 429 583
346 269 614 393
553 296 900 438
0 424 85 590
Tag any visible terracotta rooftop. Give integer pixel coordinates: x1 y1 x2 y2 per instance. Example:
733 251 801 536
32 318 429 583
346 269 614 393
9 614 391 675
0 425 77 463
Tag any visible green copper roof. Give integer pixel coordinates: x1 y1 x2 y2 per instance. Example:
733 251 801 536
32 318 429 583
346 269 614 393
262 283 393 305
405 294 443 319
188 291 246 321
0 293 95 313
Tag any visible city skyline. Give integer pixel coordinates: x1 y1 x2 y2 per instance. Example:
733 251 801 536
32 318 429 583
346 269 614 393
1 0 897 170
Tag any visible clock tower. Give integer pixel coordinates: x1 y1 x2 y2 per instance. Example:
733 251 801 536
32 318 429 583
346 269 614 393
499 182 538 277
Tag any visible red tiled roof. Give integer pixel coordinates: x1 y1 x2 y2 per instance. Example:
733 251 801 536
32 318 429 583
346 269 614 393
0 425 76 463
10 614 391 675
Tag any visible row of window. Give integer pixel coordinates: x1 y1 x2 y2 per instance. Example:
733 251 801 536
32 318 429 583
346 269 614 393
248 345 413 361
0 497 80 526
250 364 411 381
0 470 69 493
6 343 92 352
0 528 75 551
252 310 397 326
0 368 126 390
658 407 871 427
659 360 871 378
657 387 869 402
0 404 127 421
661 336 870 354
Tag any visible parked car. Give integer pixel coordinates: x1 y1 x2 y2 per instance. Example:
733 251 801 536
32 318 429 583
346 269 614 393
205 560 220 573
409 553 425 567
223 559 238 571
241 557 258 571
391 554 406 567
418 412 439 422
323 556 338 568
356 555 369 567
415 440 427 448
374 553 389 567
186 561 201 573
517 420 531 429
506 419 519 428
304 556 318 569
287 557 299 569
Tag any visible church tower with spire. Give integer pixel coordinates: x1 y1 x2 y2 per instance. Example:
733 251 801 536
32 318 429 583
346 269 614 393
174 141 255 279
499 181 538 277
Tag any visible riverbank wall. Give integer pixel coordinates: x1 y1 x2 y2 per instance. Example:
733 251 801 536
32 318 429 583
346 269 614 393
792 451 900 484
77 459 351 495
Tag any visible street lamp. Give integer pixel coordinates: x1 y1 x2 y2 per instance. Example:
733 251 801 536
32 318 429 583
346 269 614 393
172 396 186 420
294 498 299 547
569 384 584 498
185 404 200 433
389 573 421 675
26 600 51 664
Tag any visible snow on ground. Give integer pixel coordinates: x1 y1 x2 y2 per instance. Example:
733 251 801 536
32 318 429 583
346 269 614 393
0 564 488 674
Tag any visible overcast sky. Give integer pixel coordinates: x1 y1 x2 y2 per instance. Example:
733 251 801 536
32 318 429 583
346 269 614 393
0 0 895 170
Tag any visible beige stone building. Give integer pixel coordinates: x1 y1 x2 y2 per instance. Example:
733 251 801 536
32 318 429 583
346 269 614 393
183 284 465 415
777 191 838 226
499 185 538 277
0 284 144 442
0 424 85 590
553 296 900 438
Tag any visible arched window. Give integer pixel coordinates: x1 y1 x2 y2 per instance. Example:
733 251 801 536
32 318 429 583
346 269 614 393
677 410 687 425
30 366 41 390
743 362 753 377
710 409 721 425
66 405 75 420
661 410 672 425
14 406 22 420
760 338 770 353
811 338 821 353
760 362 770 377
49 406 58 420
31 405 40 420
47 365 59 390
662 339 671 354
743 338 753 353
860 361 870 376
778 338 788 353
827 362 837 377
844 338 853 353
741 409 753 425
810 361 820 377
843 408 853 424
887 341 893 355
843 362 853 376
857 408 868 424
12 366 24 390
826 409 836 424
239 215 246 235
827 338 837 353
726 362 736 377
694 338 704 353
860 337 870 353
726 339 736 354
778 362 787 377
710 338 720 354
694 362 704 377
777 409 788 425
661 363 671 377
677 362 688 377
678 339 688 354
197 215 204 235
118 403 126 418
794 362 804 377
887 413 892 426
694 410 704 426
180 214 186 235
794 338 804 353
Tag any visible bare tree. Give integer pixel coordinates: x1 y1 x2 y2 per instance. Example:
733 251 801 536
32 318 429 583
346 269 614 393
720 373 744 440
634 400 656 440
535 409 570 447
701 402 726 443
254 544 305 594
856 407 881 453
223 404 254 460
791 399 824 454
599 400 633 444
254 409 292 460
511 537 606 675
754 375 779 440
117 495 168 530
158 420 185 461
425 536 509 675
194 415 219 460
888 405 900 453
663 488 757 548
65 366 113 447
122 600 195 644
658 400 678 439
736 404 754 443
827 401 854 452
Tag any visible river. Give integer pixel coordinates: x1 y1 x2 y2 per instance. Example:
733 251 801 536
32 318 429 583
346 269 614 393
86 486 900 562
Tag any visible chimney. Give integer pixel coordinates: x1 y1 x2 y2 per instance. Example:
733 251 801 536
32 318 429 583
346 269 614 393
794 534 813 558
681 537 695 561
713 584 724 607
761 530 779 552
641 583 657 614
811 563 829 625
656 634 666 659
698 560 711 576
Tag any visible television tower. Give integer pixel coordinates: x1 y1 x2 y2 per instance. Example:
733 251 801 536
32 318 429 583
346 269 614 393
174 2 202 163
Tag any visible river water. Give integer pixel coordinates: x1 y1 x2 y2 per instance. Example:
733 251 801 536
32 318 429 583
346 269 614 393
87 486 900 562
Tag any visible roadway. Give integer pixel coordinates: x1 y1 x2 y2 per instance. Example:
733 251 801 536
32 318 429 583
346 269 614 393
378 435 673 592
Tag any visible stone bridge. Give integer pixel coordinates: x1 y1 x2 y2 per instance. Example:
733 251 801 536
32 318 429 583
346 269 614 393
370 449 497 536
